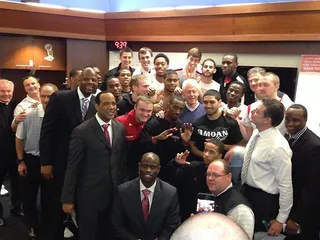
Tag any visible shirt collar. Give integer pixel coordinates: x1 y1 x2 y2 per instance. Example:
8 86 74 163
77 86 92 102
213 183 233 197
288 125 308 140
140 179 157 194
26 95 40 103
257 127 276 138
185 101 200 112
95 113 112 127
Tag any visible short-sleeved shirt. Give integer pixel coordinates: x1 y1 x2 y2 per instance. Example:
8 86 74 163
191 114 243 154
16 105 44 156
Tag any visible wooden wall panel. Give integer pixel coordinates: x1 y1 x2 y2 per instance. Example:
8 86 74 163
0 8 105 40
66 39 108 79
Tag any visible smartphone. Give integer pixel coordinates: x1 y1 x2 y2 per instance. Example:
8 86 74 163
196 193 215 213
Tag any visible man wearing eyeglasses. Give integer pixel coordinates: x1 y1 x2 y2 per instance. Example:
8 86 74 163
206 159 254 239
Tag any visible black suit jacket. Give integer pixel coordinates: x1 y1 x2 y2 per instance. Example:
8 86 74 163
289 128 320 234
0 100 17 162
40 90 96 176
112 178 180 240
61 117 127 211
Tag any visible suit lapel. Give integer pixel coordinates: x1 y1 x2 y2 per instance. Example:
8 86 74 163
71 90 82 124
111 120 118 148
85 95 96 121
91 117 111 149
147 179 161 226
131 178 146 228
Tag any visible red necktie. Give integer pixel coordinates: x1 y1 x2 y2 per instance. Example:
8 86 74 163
102 123 111 145
224 76 232 86
142 189 151 223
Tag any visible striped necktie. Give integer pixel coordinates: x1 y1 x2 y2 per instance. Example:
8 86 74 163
241 134 259 185
81 98 89 121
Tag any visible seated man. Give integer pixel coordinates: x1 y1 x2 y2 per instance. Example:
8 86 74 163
205 159 254 239
171 212 250 240
165 139 224 221
112 152 180 240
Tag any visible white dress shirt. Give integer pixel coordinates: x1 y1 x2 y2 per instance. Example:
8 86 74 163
244 128 293 223
77 87 93 111
139 179 157 211
95 113 113 145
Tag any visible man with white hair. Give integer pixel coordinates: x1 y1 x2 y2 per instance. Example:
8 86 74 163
179 79 205 123
0 79 18 226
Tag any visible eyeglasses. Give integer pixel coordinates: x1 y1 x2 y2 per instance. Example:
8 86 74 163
205 172 228 179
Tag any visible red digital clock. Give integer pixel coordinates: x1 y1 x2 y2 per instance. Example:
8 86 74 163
114 41 128 49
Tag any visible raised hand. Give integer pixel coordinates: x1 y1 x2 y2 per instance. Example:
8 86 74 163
155 128 177 141
180 123 194 143
175 150 190 165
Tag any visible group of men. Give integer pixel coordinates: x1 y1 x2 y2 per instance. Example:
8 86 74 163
0 45 319 240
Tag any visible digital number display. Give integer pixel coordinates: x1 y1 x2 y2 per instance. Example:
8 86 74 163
114 41 128 49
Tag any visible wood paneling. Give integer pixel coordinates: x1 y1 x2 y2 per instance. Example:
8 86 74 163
66 39 108 78
33 37 66 70
0 36 34 68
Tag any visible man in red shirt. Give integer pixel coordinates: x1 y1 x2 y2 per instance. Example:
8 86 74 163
116 95 154 179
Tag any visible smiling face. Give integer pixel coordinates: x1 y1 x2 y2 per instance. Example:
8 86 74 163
0 81 14 103
120 52 132 69
139 153 161 188
285 108 307 135
206 161 231 196
23 77 40 96
226 83 244 104
139 51 152 70
154 57 169 77
96 92 117 122
258 75 279 99
79 68 98 97
203 95 221 116
182 85 199 106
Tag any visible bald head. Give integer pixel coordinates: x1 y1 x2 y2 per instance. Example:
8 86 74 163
140 152 160 166
170 212 249 240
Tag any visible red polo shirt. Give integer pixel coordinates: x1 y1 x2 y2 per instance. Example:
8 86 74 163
115 109 146 141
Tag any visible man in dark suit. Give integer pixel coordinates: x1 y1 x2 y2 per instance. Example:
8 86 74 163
112 152 180 240
284 104 320 240
0 79 18 226
61 91 127 240
39 66 98 239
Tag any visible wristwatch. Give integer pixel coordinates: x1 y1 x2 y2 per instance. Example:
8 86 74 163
16 159 24 164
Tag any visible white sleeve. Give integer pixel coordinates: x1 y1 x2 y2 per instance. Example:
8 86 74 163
271 147 293 223
227 204 255 239
14 103 24 118
15 121 26 140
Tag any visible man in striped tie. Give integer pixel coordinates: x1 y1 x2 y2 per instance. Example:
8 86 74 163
241 99 293 237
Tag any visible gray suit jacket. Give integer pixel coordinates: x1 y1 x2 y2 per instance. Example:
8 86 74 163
61 116 127 211
112 178 180 240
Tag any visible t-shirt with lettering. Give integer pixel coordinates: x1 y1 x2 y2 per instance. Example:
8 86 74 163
190 114 243 160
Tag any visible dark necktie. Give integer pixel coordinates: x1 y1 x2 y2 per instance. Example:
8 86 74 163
142 189 151 223
102 123 111 145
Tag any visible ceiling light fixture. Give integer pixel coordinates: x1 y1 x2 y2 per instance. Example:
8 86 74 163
139 7 175 12
175 5 213 10
68 7 105 13
24 2 66 9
